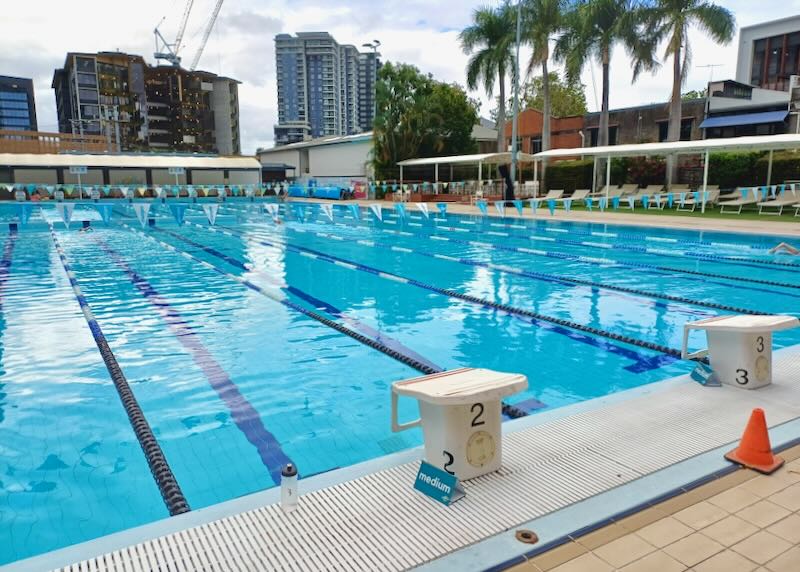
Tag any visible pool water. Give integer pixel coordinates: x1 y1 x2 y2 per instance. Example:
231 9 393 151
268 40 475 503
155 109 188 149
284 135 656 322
1 199 799 565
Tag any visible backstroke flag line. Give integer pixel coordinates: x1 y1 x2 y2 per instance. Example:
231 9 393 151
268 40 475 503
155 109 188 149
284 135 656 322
202 204 219 226
416 203 429 218
56 203 74 229
133 203 151 228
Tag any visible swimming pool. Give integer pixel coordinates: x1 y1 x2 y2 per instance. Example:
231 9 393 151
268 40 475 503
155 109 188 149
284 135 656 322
1 198 799 565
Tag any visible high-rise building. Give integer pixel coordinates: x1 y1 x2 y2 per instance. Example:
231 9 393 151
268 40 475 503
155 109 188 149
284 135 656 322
0 75 37 131
52 51 241 154
274 33 380 146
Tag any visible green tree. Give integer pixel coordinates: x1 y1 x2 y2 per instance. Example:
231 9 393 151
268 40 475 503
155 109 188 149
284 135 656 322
460 3 517 152
555 0 656 150
519 71 588 117
522 0 567 155
681 88 706 100
372 62 478 179
642 1 735 146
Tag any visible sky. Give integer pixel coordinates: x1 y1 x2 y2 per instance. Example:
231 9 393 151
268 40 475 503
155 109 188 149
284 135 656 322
2 0 799 154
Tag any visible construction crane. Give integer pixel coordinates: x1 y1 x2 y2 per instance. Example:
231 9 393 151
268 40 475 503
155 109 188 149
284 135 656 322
189 0 225 71
153 0 199 67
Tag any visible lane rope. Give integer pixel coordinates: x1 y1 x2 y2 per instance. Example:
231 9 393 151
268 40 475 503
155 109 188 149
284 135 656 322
48 225 190 516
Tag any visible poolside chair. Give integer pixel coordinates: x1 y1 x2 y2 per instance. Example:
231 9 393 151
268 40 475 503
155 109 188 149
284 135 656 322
678 189 720 212
552 189 589 207
642 184 665 195
618 183 639 196
758 184 799 215
719 187 760 214
540 189 565 201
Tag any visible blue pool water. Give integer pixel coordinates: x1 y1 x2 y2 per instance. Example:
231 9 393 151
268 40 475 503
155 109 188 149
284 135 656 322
1 199 799 564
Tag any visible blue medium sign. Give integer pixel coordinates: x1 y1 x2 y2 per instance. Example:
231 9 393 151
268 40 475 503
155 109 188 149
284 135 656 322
414 461 465 506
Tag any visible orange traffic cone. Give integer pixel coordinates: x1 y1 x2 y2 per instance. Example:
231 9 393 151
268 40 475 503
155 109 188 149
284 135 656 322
725 408 784 474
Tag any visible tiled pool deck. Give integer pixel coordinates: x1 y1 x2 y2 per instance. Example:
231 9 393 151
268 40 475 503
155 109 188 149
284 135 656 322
512 445 800 572
5 346 799 572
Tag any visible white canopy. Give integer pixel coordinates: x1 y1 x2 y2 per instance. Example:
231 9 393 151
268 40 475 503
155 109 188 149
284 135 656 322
0 153 260 170
533 133 800 160
397 152 536 167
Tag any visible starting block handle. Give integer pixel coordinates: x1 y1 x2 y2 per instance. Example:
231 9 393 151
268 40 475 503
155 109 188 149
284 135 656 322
682 324 708 360
391 391 422 432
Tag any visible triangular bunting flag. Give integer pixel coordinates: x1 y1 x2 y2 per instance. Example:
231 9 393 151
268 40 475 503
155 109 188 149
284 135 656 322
320 203 334 221
627 196 635 209
513 199 523 215
494 201 506 216
666 193 673 208
133 203 151 228
137 187 147 197
436 202 447 216
530 199 539 212
202 203 219 225
642 195 650 209
56 203 74 229
612 196 621 209
547 199 555 215
395 203 407 218
586 197 594 210
369 204 383 221
94 204 113 224
45 185 55 196
599 197 607 211
169 204 187 226
416 203 430 218
476 200 488 216
564 198 572 212
102 186 111 196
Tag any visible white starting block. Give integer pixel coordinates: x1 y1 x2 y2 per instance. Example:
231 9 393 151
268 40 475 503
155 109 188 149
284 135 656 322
391 368 527 480
14 191 26 202
682 314 799 389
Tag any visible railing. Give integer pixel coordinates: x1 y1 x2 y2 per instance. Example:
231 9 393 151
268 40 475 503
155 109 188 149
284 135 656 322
0 129 108 154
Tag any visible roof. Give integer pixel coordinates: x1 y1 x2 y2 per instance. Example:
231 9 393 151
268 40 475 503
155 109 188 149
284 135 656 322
397 152 537 167
258 132 373 153
0 153 260 170
699 111 789 129
533 133 800 160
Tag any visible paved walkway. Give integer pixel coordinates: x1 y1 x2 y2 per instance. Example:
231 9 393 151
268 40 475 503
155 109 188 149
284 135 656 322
293 197 799 237
513 445 800 572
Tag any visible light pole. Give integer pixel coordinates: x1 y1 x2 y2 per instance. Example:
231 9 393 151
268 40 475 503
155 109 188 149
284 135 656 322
510 0 523 184
362 40 381 127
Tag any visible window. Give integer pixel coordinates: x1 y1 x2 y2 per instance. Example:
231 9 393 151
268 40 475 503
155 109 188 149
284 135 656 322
589 126 617 146
658 119 693 142
530 137 542 154
0 91 27 101
751 39 766 85
78 88 98 102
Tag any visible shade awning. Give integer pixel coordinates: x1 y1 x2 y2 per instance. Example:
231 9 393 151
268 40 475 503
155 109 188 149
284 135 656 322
699 111 789 129
533 133 800 160
397 152 536 167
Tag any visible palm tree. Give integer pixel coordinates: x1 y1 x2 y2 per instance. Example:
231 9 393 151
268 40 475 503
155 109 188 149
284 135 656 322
555 0 656 149
522 0 566 156
460 4 517 152
643 0 735 144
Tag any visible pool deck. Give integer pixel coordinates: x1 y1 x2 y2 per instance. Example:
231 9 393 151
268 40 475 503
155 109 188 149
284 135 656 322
294 197 799 238
8 347 800 572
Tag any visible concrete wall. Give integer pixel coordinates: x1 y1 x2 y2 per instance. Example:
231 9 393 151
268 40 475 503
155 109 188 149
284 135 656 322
212 79 237 155
503 109 583 151
151 169 187 185
13 168 58 184
191 170 225 185
308 140 371 178
62 169 103 185
110 169 147 185
258 148 300 170
228 170 259 185
584 100 706 145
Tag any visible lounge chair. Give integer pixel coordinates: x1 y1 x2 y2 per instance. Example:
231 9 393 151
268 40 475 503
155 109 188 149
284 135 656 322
758 185 799 215
719 187 760 214
618 183 639 196
553 189 589 207
540 189 565 201
678 189 720 212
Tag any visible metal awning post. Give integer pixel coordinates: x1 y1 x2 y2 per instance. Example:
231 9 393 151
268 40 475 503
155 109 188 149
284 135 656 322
592 156 598 191
434 163 439 183
534 160 539 197
478 162 483 184
605 155 611 204
701 150 709 214
400 165 404 188
767 149 774 186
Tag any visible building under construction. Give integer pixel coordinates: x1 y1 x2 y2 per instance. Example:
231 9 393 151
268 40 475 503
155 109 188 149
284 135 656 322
52 51 240 155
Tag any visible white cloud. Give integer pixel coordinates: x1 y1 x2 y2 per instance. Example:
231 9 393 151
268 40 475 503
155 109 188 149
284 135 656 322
2 0 799 153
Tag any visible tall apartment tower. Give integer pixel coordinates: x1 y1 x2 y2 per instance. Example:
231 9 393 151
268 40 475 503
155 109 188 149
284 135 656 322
274 33 380 146
0 75 38 131
52 51 241 154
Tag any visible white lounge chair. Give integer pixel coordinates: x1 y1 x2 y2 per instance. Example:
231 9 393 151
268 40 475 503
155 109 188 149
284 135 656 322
540 189 564 201
719 187 760 214
758 184 799 215
678 189 720 212
553 189 589 207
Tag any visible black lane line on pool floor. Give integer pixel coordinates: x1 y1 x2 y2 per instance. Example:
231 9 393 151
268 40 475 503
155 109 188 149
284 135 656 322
194 220 685 369
223 202 800 298
225 207 769 318
86 234 296 485
48 227 190 516
126 223 529 418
